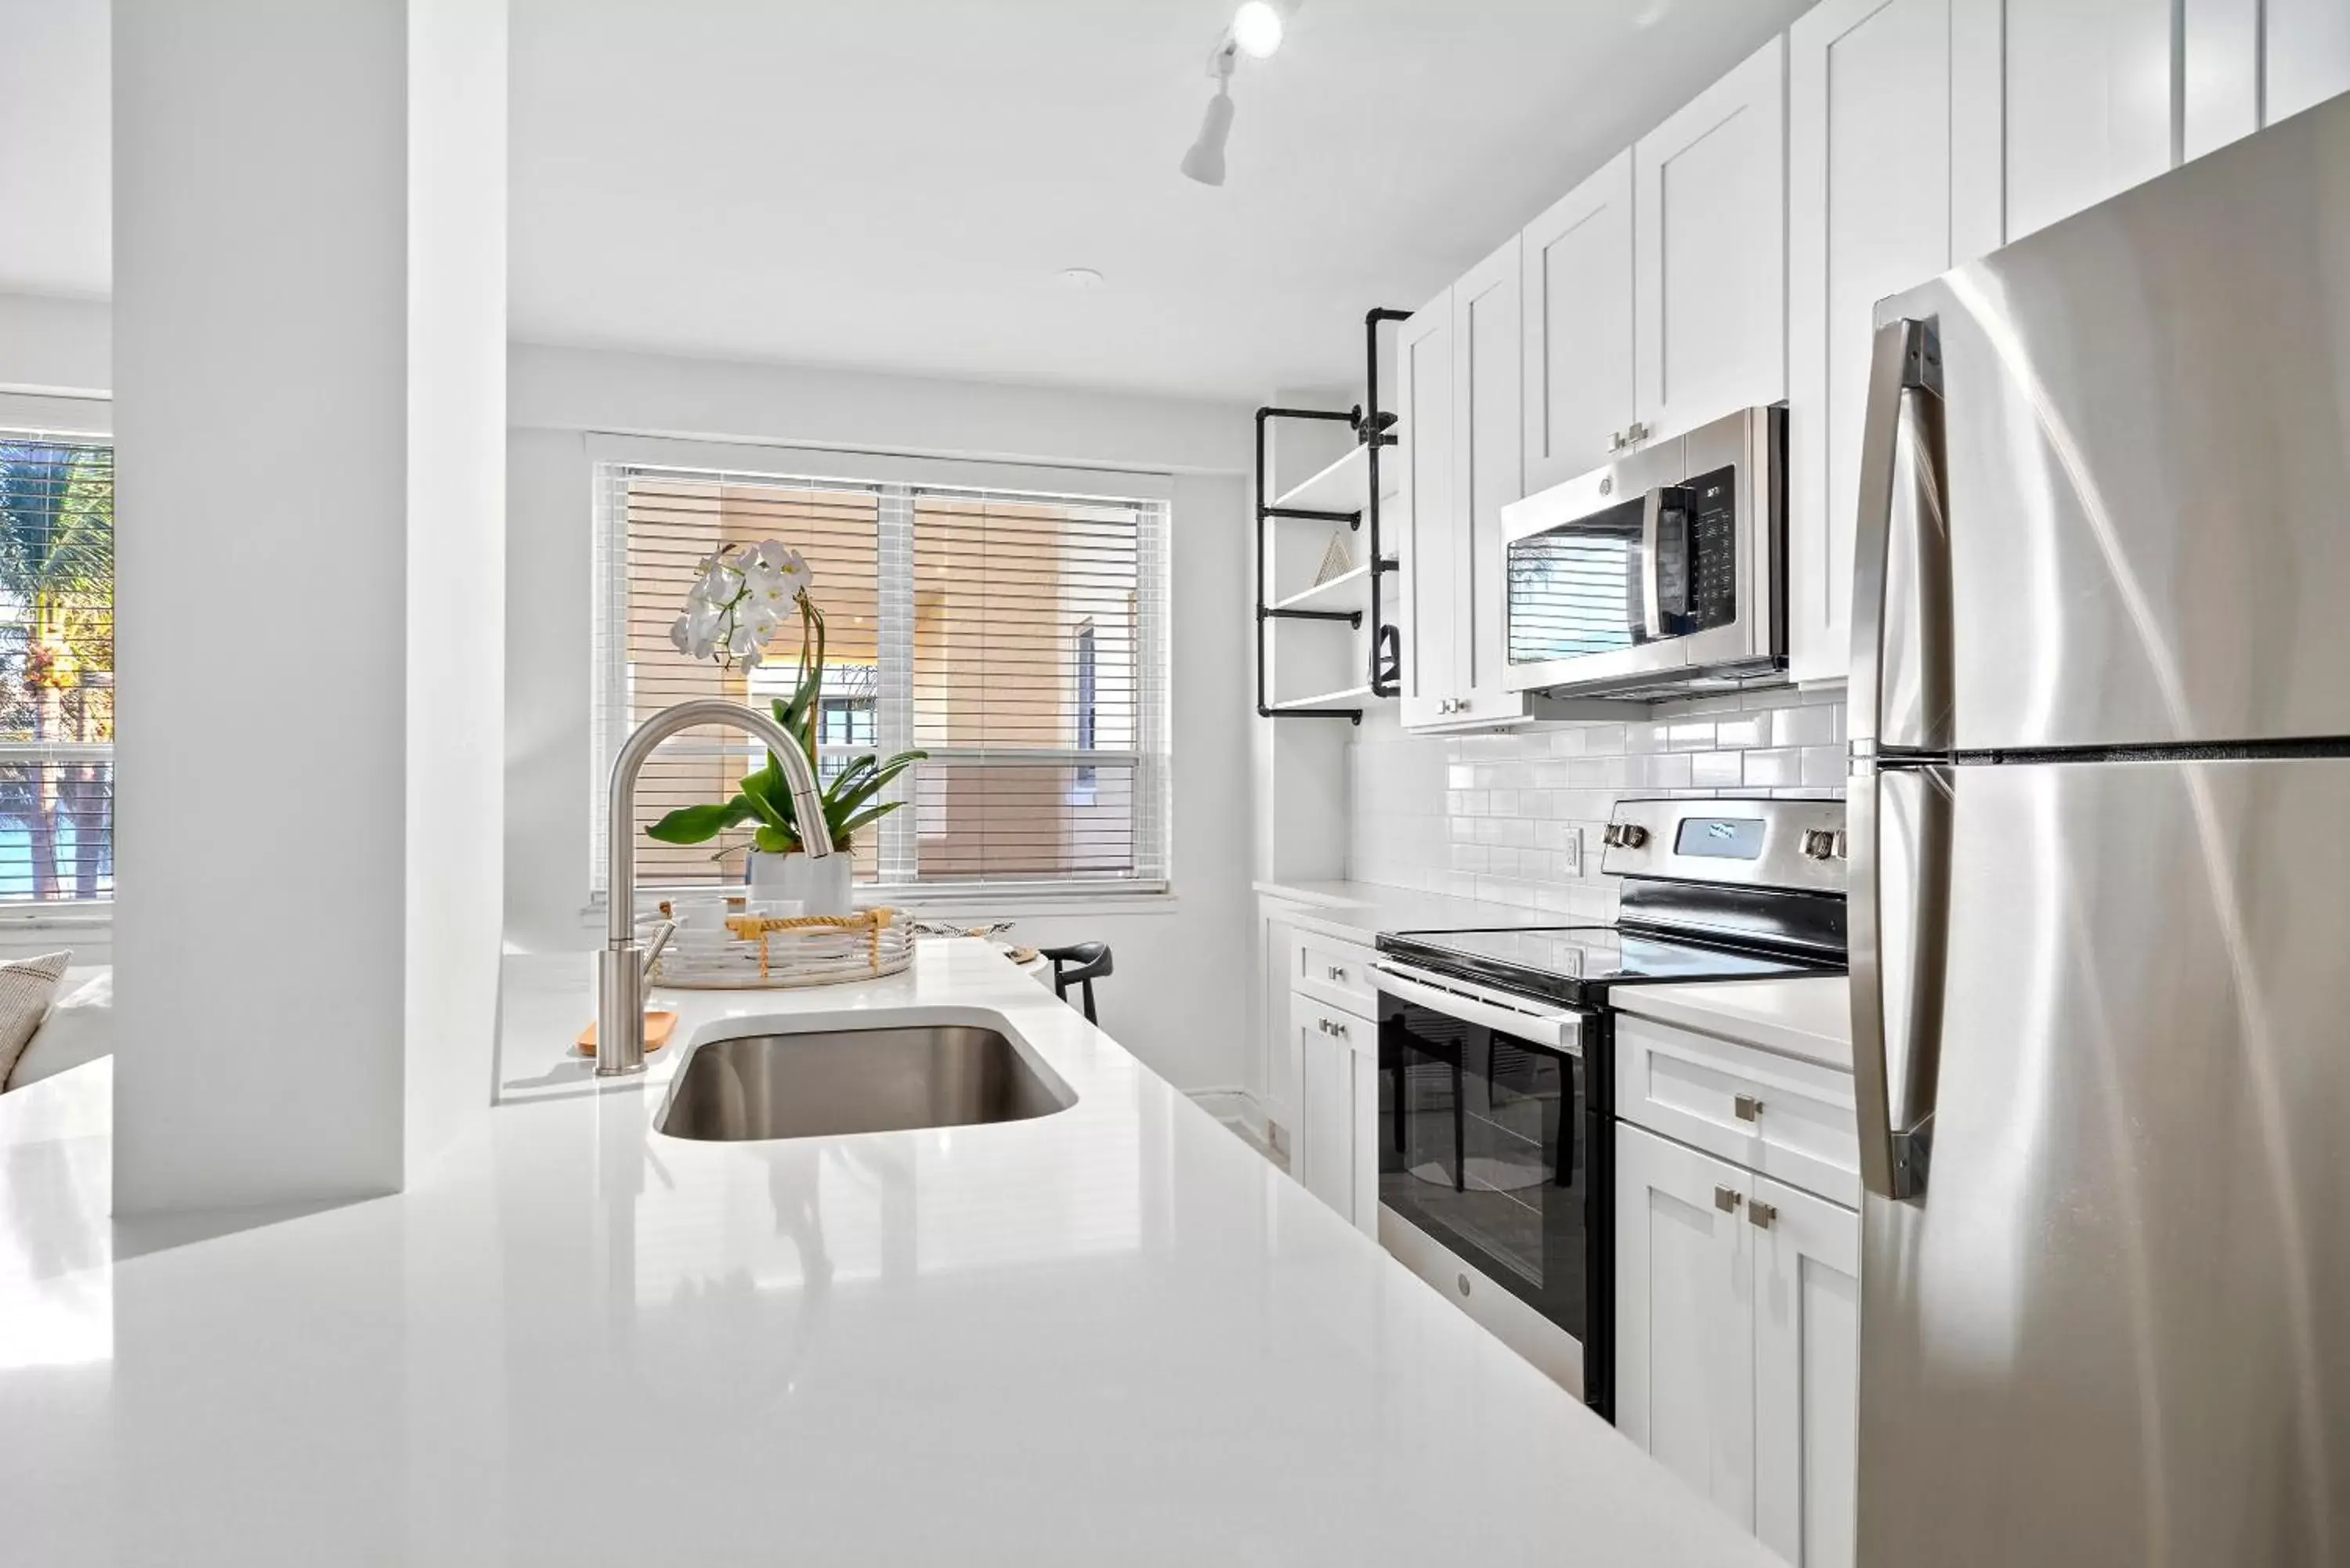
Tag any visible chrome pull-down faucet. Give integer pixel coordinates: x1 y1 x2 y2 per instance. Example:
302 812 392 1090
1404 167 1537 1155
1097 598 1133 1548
598 699 835 1077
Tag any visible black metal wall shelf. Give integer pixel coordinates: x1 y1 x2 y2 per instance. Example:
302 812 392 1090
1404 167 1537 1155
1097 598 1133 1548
1254 307 1410 724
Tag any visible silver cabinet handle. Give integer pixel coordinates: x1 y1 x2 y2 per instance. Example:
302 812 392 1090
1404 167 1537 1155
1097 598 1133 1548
1748 1201 1777 1231
1625 420 1648 446
1734 1094 1762 1122
1326 965 1347 982
1315 1017 1349 1039
1712 1186 1743 1213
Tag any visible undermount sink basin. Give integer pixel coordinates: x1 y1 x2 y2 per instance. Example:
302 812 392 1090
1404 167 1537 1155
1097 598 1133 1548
656 1025 1074 1142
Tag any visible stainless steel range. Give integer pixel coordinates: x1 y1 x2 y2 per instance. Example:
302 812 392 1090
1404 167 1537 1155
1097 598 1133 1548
1370 796 1846 1415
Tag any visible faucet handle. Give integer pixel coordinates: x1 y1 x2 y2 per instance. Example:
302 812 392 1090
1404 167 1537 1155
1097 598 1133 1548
640 919 678 979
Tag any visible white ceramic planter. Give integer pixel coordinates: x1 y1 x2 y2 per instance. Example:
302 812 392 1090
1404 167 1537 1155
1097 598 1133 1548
748 847 855 916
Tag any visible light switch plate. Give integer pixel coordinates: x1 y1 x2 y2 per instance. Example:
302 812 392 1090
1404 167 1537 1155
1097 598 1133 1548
1561 826 1582 876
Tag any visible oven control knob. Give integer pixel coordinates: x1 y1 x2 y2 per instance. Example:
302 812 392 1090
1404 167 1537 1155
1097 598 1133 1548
1801 829 1848 861
1603 823 1649 849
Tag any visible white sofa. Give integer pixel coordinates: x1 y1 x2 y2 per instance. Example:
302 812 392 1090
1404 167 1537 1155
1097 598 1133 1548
4 964 112 1091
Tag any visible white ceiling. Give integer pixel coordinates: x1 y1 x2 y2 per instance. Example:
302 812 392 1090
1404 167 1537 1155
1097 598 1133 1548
2 0 1815 400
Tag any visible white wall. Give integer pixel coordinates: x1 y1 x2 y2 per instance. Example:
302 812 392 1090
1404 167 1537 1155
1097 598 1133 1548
403 0 508 1176
112 0 508 1215
0 292 110 396
505 343 1261 1093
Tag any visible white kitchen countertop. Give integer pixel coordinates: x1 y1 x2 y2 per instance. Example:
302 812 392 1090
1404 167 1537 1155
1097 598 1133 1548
1254 877 1556 945
0 938 1776 1566
1612 974 1853 1071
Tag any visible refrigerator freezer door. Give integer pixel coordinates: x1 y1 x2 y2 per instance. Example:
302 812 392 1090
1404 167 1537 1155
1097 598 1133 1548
1855 756 2350 1568
1871 93 2350 752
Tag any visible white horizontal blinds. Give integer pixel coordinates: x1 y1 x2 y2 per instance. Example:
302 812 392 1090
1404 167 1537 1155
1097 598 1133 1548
598 453 1170 899
909 490 1162 887
0 437 113 902
616 468 883 887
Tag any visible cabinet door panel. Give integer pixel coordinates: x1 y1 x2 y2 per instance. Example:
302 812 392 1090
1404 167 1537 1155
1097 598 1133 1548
2182 0 2261 160
1788 0 1952 685
1954 0 2175 247
1454 235 1523 701
1522 150 1635 493
1636 35 1788 442
1752 1177 1861 1568
1395 293 1455 728
1292 993 1376 1234
2266 0 2350 125
1615 1123 1756 1530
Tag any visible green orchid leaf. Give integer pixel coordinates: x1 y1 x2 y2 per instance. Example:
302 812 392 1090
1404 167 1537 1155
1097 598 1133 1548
833 800 906 841
826 751 926 818
645 796 757 844
752 823 796 854
738 764 792 831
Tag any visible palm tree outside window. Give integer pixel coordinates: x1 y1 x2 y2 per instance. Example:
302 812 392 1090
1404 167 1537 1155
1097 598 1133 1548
0 438 114 904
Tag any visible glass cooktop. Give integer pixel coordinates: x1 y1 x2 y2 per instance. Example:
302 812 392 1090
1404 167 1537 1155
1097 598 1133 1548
1376 924 1840 1008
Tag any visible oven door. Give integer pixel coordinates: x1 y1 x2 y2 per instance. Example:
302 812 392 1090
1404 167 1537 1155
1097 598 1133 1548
1376 982 1611 1414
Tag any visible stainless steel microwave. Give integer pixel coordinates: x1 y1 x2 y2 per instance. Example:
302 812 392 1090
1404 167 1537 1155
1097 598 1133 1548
1501 405 1784 698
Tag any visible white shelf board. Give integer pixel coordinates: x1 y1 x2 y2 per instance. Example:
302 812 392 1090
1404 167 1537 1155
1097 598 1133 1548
1269 443 1368 516
1269 684 1376 712
1267 562 1373 616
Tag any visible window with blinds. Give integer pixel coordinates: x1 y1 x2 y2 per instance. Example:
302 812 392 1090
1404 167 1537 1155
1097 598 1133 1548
0 436 114 904
595 456 1170 900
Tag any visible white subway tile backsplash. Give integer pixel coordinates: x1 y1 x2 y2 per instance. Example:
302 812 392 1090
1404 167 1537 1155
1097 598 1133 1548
1690 750 1744 788
1345 688 1848 918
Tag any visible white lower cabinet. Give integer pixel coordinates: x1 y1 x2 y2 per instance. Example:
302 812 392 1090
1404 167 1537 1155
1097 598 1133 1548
1616 1123 1758 1530
1616 1119 1861 1568
1292 989 1378 1235
1752 1173 1862 1568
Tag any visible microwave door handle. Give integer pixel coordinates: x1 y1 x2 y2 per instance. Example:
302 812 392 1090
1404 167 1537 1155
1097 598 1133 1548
1640 486 1664 640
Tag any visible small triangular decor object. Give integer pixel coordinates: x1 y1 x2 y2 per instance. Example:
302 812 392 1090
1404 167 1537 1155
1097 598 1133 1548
1313 529 1354 586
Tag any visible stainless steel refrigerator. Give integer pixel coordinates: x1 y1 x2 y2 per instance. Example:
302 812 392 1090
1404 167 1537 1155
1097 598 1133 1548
1849 94 2350 1568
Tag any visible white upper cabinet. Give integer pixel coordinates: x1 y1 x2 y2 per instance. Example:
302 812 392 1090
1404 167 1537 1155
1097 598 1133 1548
1521 150 1636 493
1953 0 2177 249
2182 0 2262 159
1451 234 1530 724
1394 250 1540 733
1786 0 1956 685
2266 0 2350 124
1635 35 1788 446
1394 291 1456 729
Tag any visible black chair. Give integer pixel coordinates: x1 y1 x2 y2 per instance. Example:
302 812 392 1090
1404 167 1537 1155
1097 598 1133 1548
1038 941 1113 1024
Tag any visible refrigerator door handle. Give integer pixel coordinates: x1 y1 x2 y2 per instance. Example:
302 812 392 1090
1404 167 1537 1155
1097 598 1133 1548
1850 760 1953 1200
1848 317 1950 756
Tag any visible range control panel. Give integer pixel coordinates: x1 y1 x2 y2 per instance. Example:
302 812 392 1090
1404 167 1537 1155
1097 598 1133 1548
1600 796 1846 894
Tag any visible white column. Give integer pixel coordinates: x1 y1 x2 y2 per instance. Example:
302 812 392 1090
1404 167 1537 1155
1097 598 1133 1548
112 0 506 1214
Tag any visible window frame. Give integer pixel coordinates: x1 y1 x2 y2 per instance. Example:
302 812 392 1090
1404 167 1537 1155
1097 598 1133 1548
0 412 117 916
589 434 1175 910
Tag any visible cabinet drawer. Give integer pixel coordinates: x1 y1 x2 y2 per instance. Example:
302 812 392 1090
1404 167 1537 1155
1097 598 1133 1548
1615 1015 1859 1208
1292 930 1379 1017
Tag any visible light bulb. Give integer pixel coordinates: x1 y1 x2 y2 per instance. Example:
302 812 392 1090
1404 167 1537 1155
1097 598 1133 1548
1231 1 1283 60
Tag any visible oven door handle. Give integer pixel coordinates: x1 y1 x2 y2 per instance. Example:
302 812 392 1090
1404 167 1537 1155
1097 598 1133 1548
1369 963 1582 1053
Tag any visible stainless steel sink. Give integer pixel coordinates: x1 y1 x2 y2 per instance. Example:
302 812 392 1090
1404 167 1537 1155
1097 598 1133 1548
655 1025 1074 1142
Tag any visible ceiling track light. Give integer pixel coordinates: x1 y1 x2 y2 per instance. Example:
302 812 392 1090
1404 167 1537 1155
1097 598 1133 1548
1180 45 1238 187
1180 2 1298 186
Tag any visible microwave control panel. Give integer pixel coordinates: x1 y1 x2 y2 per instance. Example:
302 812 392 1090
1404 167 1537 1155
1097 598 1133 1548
1658 464 1738 635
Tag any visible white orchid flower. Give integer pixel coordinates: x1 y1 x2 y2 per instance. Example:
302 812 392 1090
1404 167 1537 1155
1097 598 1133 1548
694 559 744 605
